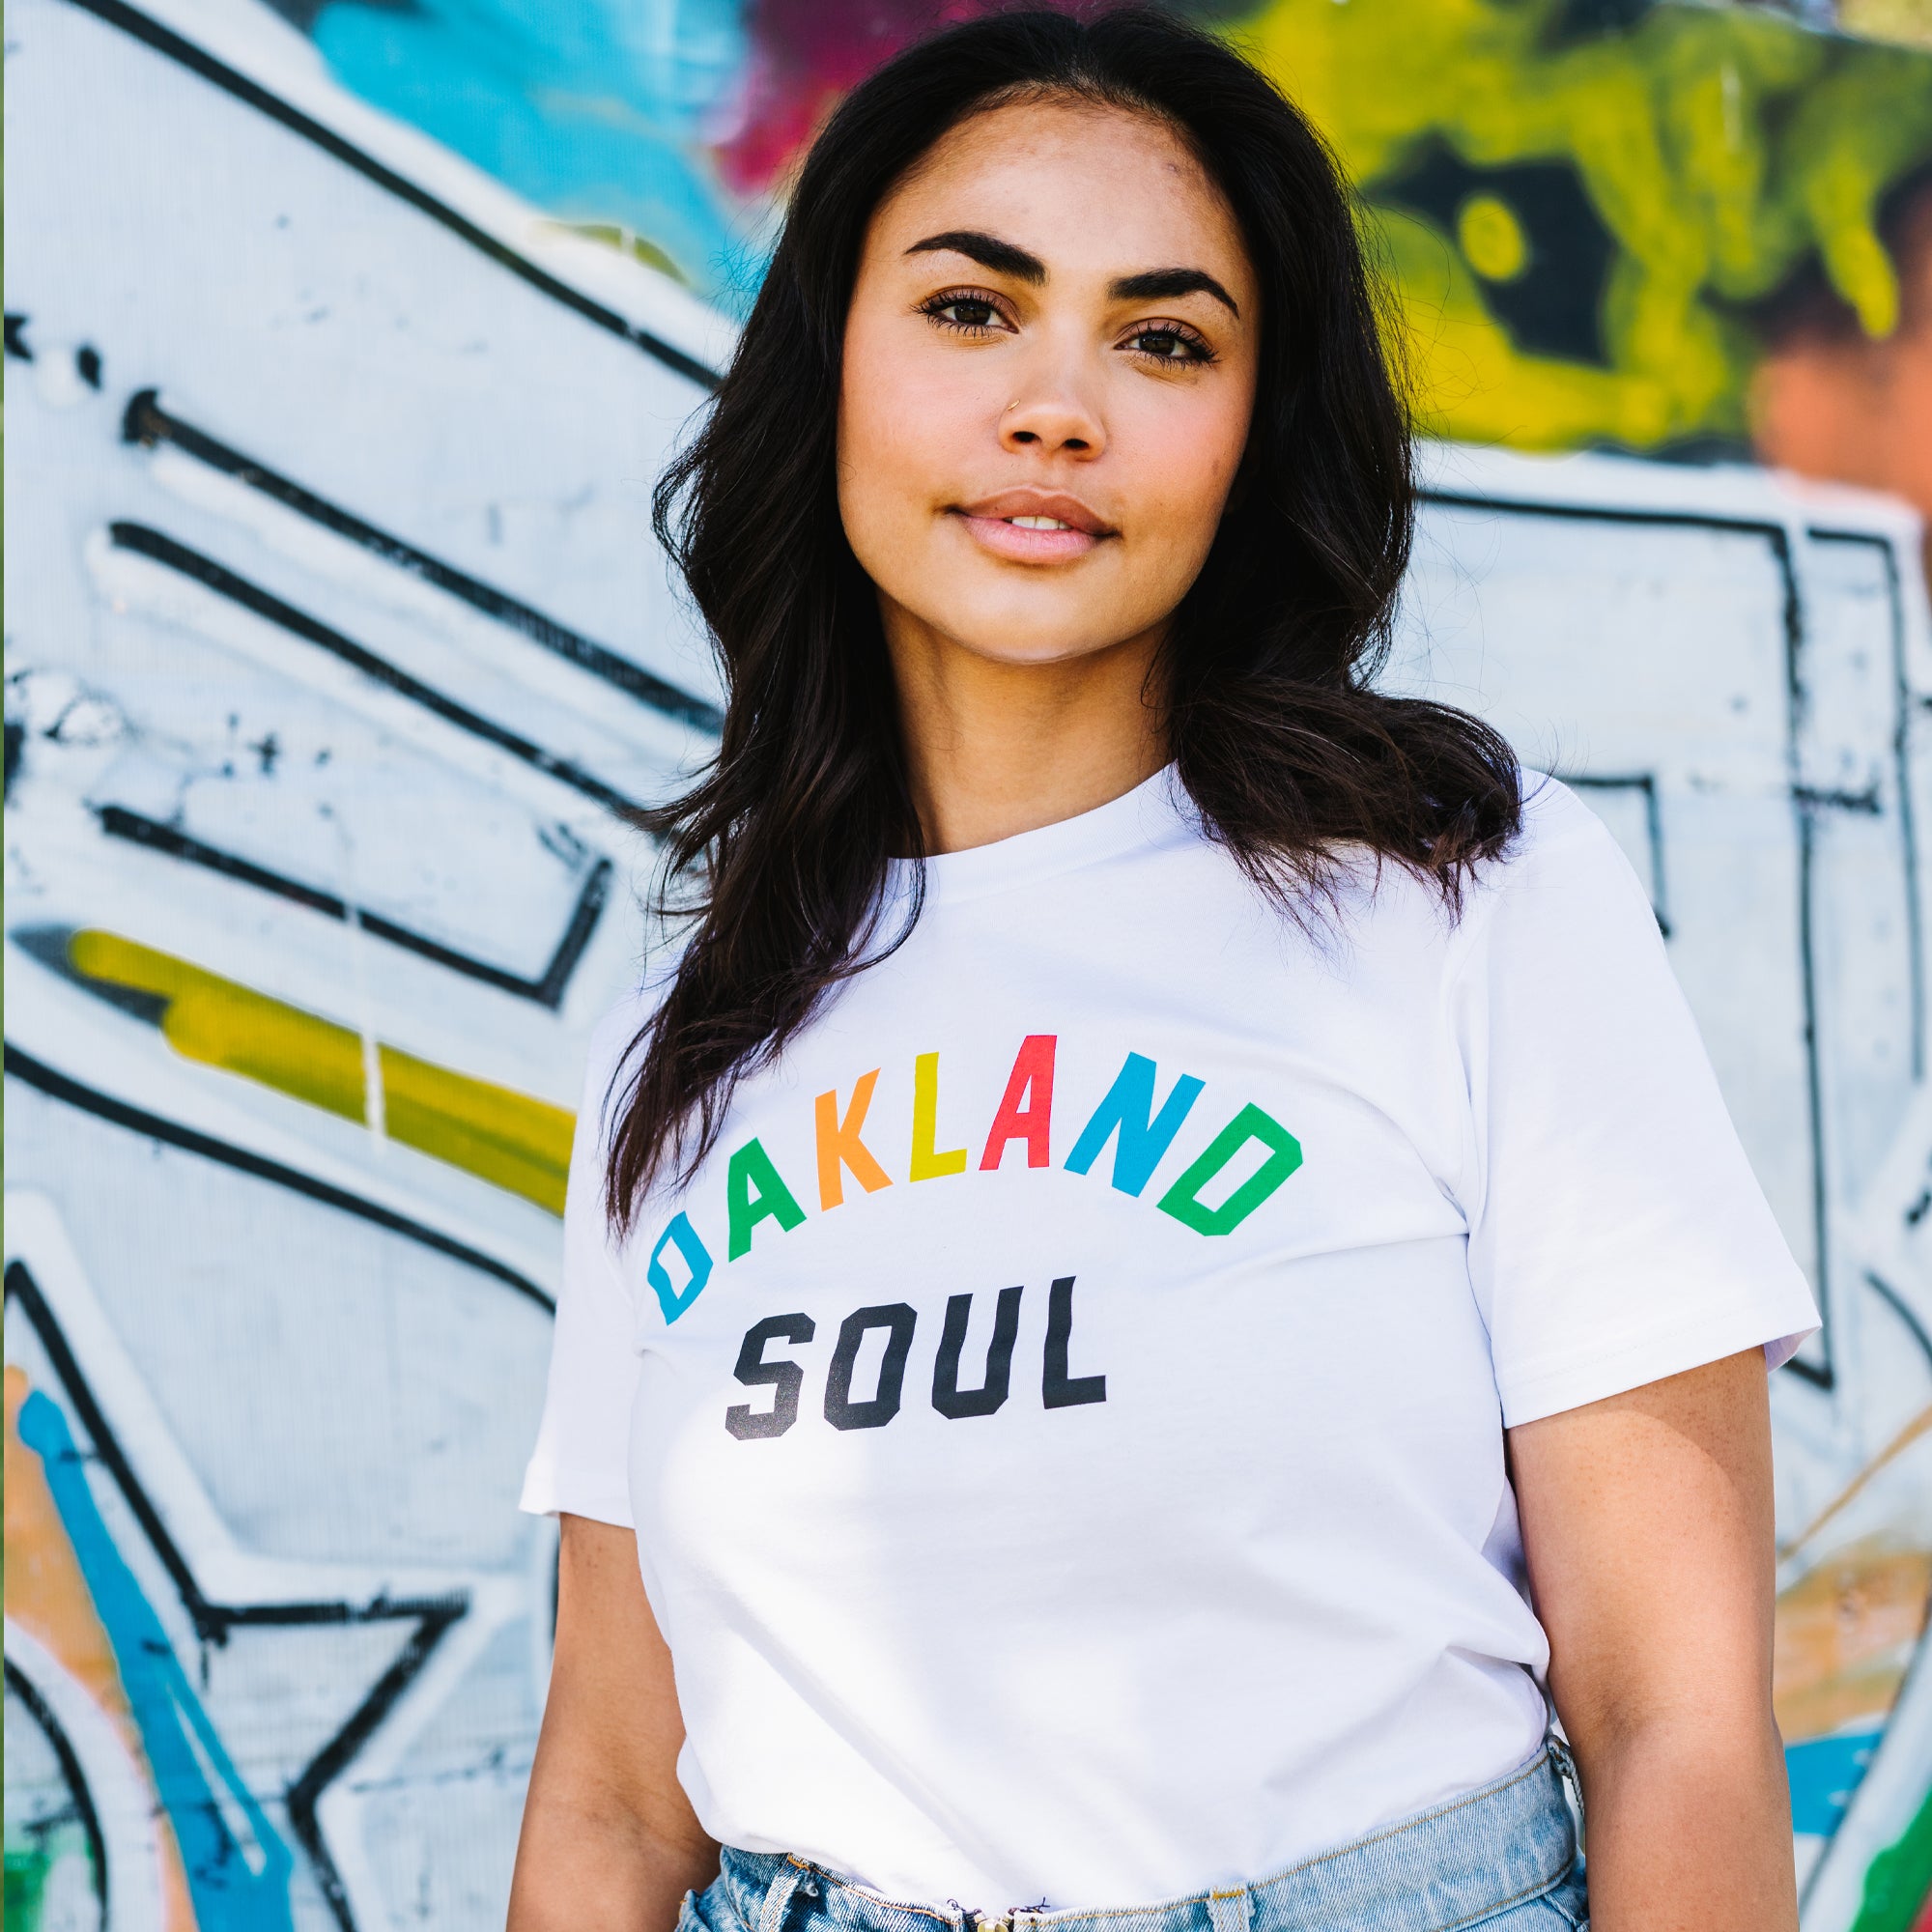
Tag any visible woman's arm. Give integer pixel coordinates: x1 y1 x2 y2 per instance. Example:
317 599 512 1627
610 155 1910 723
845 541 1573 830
508 1513 720 1932
1509 1349 1798 1932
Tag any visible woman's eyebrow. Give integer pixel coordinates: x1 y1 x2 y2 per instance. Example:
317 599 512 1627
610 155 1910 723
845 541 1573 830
1109 267 1239 317
904 229 1046 284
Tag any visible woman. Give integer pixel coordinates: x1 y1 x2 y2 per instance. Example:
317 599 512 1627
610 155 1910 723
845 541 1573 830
509 12 1816 1930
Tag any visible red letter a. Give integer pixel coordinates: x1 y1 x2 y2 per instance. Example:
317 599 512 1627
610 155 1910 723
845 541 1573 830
980 1035 1057 1171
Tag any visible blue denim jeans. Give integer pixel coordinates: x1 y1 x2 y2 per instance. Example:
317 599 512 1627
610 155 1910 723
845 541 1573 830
685 1746 1588 1932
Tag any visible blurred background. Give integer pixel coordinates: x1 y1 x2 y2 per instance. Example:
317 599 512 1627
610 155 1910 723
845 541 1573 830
7 0 1932 1926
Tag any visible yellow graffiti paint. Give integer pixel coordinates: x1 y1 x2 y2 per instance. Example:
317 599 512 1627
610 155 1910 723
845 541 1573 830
66 930 574 1214
1775 1534 1932 1743
1222 0 1932 450
1457 193 1527 281
1772 1405 1932 1746
540 217 689 285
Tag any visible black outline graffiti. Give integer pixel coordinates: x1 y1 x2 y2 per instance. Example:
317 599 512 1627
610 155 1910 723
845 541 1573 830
1794 784 1884 814
1562 772 1671 936
1807 527 1926 1086
1865 1269 1932 1373
6 1036 551 1909
283 1609 460 1926
106 521 636 815
3 1656 111 1918
95 804 611 1009
50 0 722 391
122 390 722 734
1419 489 1927 1396
5 1260 464 1932
3 1044 554 1312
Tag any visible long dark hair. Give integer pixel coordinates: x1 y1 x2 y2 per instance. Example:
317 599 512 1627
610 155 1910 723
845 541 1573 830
607 5 1520 1229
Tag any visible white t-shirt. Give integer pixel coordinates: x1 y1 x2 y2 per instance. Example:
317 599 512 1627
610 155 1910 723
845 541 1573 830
523 769 1816 1911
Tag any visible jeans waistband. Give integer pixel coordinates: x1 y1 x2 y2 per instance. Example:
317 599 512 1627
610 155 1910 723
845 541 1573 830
715 1745 1580 1932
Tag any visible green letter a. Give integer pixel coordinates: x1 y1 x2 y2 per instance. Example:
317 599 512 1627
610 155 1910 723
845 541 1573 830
726 1137 807 1260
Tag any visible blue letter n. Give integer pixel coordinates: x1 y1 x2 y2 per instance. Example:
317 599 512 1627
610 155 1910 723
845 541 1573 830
1064 1053 1205 1197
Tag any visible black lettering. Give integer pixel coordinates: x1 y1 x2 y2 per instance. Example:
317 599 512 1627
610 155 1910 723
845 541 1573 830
1042 1275 1106 1408
824 1303 917 1431
931 1286 1022 1419
725 1313 815 1440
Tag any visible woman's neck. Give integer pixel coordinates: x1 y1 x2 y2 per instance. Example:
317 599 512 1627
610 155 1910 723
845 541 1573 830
886 605 1172 857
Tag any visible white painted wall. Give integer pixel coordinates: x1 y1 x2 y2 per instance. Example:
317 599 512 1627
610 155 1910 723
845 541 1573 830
5 0 1928 1922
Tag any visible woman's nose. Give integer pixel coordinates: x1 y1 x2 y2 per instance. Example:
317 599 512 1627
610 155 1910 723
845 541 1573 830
998 371 1105 458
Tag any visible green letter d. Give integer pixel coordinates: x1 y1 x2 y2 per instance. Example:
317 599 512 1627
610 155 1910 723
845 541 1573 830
1157 1104 1302 1236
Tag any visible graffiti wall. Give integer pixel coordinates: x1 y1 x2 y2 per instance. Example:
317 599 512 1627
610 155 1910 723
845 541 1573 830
6 0 1932 1929
276 0 1932 509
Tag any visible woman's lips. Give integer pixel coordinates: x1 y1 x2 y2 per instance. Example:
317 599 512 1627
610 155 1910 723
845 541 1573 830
949 489 1115 564
955 512 1102 561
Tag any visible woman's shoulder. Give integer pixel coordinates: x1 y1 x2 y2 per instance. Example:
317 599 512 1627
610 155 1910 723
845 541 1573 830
577 951 683 1131
1447 768 1666 975
586 982 655 1065
1328 771 1639 946
1469 770 1645 901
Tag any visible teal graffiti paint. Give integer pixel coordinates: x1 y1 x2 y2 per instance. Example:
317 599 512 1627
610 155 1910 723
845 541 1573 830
310 0 753 302
17 1392 298 1932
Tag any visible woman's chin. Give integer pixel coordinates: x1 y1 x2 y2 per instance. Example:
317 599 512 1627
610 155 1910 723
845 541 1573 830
876 580 1168 674
912 622 1158 673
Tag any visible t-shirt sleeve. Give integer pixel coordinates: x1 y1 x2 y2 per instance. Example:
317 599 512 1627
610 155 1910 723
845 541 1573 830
519 998 649 1525
1453 780 1820 1428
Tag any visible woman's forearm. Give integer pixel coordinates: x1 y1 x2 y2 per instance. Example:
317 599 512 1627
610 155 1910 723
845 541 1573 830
509 1516 719 1932
507 1778 719 1932
1570 1715 1797 1932
1512 1352 1792 1926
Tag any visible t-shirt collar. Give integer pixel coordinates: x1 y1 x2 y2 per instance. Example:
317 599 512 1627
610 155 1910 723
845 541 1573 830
887 763 1190 907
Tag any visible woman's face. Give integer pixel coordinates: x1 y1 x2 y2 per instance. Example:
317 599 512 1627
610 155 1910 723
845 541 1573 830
838 99 1260 672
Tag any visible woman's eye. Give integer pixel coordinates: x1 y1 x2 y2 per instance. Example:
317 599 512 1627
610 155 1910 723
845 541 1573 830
1125 327 1209 363
923 297 1005 331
